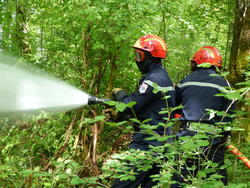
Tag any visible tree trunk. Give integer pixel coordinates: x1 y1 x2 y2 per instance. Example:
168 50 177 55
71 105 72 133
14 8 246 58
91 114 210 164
15 0 31 55
229 0 250 142
229 0 250 84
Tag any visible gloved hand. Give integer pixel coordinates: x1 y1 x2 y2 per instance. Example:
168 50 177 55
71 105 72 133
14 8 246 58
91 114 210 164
112 88 122 95
103 108 117 121
112 88 123 101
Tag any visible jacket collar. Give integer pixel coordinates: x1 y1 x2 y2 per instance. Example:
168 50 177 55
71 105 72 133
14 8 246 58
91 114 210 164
196 68 217 75
147 63 162 74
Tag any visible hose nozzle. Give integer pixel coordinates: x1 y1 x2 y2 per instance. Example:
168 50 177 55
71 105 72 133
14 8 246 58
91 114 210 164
88 95 111 105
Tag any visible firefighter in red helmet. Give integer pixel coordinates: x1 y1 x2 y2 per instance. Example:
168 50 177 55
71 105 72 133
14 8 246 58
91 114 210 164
111 34 175 188
133 34 168 73
191 46 222 68
171 46 235 187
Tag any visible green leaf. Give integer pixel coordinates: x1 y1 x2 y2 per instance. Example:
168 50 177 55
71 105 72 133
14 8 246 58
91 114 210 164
94 115 106 121
126 101 136 108
70 177 85 185
120 175 136 181
196 139 209 147
116 102 127 112
197 63 212 68
33 172 52 177
105 100 117 106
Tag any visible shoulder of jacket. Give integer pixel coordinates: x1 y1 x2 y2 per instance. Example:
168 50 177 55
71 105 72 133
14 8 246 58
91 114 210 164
179 72 194 83
214 76 231 87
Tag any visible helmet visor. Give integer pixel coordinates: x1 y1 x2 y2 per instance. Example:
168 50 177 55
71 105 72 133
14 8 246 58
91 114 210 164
134 49 145 62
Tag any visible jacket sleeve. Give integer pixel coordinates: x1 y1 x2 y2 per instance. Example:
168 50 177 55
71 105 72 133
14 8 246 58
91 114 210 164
117 83 161 112
114 81 162 119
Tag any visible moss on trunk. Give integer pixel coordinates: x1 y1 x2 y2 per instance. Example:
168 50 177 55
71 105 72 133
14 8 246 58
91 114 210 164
228 0 250 143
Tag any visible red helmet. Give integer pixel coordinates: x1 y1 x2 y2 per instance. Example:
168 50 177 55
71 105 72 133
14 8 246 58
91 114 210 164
191 46 222 67
133 34 167 59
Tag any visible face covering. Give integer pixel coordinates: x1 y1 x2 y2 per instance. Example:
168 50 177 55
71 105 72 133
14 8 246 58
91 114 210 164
136 59 152 74
134 49 162 74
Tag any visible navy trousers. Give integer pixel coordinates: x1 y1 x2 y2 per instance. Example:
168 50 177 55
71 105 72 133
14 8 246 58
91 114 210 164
111 163 160 188
171 130 228 188
111 141 162 188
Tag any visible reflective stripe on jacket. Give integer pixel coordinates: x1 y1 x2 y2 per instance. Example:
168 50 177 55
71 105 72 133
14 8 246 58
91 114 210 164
176 68 235 124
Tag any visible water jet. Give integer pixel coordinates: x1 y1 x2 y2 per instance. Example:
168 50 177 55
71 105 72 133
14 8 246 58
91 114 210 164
0 54 108 114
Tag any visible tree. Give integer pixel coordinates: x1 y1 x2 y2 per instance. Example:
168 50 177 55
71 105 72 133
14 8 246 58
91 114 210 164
229 0 250 142
1 0 246 187
229 0 250 84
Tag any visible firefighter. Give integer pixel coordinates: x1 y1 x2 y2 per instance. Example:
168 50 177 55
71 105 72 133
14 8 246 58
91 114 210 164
111 34 175 188
172 46 235 187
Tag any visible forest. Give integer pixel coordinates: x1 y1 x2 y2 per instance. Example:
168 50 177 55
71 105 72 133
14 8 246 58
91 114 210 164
0 0 249 187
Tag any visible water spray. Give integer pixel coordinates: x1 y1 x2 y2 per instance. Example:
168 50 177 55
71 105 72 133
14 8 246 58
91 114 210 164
0 54 110 113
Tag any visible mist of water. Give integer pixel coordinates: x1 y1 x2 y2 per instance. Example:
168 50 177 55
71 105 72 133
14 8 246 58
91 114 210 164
0 54 89 113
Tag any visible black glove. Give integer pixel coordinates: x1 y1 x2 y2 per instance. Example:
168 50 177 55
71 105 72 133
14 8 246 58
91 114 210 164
112 88 127 101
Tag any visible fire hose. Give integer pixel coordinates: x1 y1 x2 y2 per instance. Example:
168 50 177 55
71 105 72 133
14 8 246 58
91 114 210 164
227 144 250 169
174 114 250 169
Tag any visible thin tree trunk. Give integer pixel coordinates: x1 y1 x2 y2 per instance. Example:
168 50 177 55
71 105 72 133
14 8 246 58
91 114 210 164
106 56 117 98
229 0 250 84
15 0 31 55
229 0 250 142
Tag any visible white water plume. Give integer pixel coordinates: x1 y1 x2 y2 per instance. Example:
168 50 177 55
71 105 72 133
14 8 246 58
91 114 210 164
0 54 89 113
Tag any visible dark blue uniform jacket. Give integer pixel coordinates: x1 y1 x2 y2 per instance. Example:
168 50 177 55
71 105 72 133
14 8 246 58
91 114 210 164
116 63 175 149
176 68 235 124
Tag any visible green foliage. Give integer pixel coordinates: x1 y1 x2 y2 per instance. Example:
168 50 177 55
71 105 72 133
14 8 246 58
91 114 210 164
101 75 249 187
0 0 249 187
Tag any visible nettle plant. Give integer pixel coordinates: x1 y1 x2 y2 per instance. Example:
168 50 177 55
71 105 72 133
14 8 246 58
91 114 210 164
101 70 249 187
